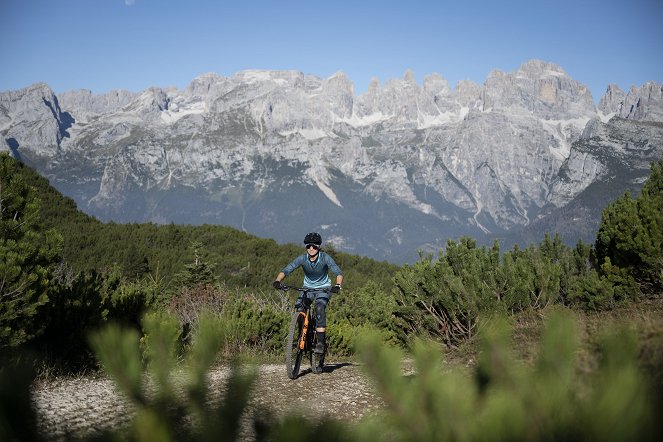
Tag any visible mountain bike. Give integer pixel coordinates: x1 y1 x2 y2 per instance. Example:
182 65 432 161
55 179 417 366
280 285 328 379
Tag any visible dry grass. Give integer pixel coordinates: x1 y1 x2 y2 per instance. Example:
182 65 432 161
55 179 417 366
575 296 663 378
441 295 663 386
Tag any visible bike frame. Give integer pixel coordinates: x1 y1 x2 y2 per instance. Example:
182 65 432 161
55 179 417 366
297 310 309 350
281 285 329 378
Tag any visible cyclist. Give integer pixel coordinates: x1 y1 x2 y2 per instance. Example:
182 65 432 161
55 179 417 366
273 232 343 364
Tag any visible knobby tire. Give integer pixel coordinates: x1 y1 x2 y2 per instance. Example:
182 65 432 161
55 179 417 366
286 312 305 379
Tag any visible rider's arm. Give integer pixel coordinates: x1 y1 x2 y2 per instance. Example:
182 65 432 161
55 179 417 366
325 254 343 288
275 271 286 283
275 256 305 288
280 255 306 279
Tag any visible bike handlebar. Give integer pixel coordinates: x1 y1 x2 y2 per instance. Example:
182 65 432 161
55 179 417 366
279 285 302 291
279 285 330 293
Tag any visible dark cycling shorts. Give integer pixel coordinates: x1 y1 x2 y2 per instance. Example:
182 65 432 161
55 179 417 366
296 289 331 328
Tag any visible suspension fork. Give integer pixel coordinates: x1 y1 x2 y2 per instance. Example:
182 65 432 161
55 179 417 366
298 311 309 350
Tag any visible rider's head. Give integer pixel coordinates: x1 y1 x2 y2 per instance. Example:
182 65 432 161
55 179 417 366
304 232 322 254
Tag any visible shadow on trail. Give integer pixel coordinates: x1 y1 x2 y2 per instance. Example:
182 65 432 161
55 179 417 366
322 362 355 373
296 362 356 378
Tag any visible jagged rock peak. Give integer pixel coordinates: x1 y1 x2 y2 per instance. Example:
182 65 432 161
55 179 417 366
598 84 625 116
484 59 594 119
403 69 416 85
423 73 450 95
187 72 224 89
622 82 663 122
234 70 308 88
0 82 66 154
322 72 354 118
455 79 483 108
365 77 381 93
328 70 349 80
517 59 567 78
57 88 138 121
124 87 170 117
0 82 60 118
598 82 663 122
323 71 353 89
0 82 53 102
193 72 223 81
485 60 567 82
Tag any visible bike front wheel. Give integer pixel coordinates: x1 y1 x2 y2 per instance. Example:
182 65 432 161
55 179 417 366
285 312 305 379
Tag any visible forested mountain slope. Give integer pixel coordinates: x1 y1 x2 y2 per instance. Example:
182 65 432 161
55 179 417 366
7 154 397 291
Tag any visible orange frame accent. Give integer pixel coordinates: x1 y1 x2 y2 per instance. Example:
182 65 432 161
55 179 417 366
298 311 308 350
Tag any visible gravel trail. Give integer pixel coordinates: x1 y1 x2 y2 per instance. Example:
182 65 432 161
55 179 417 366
31 360 386 440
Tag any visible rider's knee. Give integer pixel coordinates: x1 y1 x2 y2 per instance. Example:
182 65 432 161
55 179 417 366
314 299 327 328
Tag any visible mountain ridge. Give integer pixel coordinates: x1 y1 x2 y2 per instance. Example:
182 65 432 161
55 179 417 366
2 59 662 262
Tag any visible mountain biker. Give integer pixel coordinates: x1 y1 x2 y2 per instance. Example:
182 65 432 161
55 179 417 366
273 232 343 365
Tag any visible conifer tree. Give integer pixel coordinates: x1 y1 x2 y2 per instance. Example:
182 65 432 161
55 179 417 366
0 154 62 347
122 243 150 280
595 159 663 291
172 241 216 288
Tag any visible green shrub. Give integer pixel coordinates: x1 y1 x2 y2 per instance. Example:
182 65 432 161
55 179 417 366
567 258 640 311
393 237 568 346
393 238 501 346
169 283 228 331
3 305 660 441
328 321 393 356
0 154 62 348
329 281 401 352
0 354 41 442
498 246 562 311
355 309 660 441
110 278 157 329
567 269 616 310
220 293 290 354
596 159 663 292
34 270 109 365
88 310 346 441
89 311 260 440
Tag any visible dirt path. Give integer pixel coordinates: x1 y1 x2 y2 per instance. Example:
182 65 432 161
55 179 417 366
31 360 386 440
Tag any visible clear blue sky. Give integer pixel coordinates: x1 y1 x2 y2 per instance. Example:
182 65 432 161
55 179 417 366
1 0 661 102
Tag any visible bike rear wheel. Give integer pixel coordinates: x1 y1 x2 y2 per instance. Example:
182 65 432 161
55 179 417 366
285 312 305 379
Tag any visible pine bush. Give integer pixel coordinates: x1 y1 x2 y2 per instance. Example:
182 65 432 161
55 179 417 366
596 159 663 292
355 310 659 441
0 154 62 348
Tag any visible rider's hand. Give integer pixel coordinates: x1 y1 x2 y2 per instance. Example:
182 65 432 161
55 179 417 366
273 280 282 289
331 284 341 293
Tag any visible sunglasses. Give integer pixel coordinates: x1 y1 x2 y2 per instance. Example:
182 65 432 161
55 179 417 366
305 244 320 250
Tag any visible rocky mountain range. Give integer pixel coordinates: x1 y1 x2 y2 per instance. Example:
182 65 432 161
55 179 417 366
2 60 662 262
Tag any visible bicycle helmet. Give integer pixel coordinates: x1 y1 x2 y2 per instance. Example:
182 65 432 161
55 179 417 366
303 232 322 246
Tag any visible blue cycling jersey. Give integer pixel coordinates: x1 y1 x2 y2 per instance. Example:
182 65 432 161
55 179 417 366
281 251 342 289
